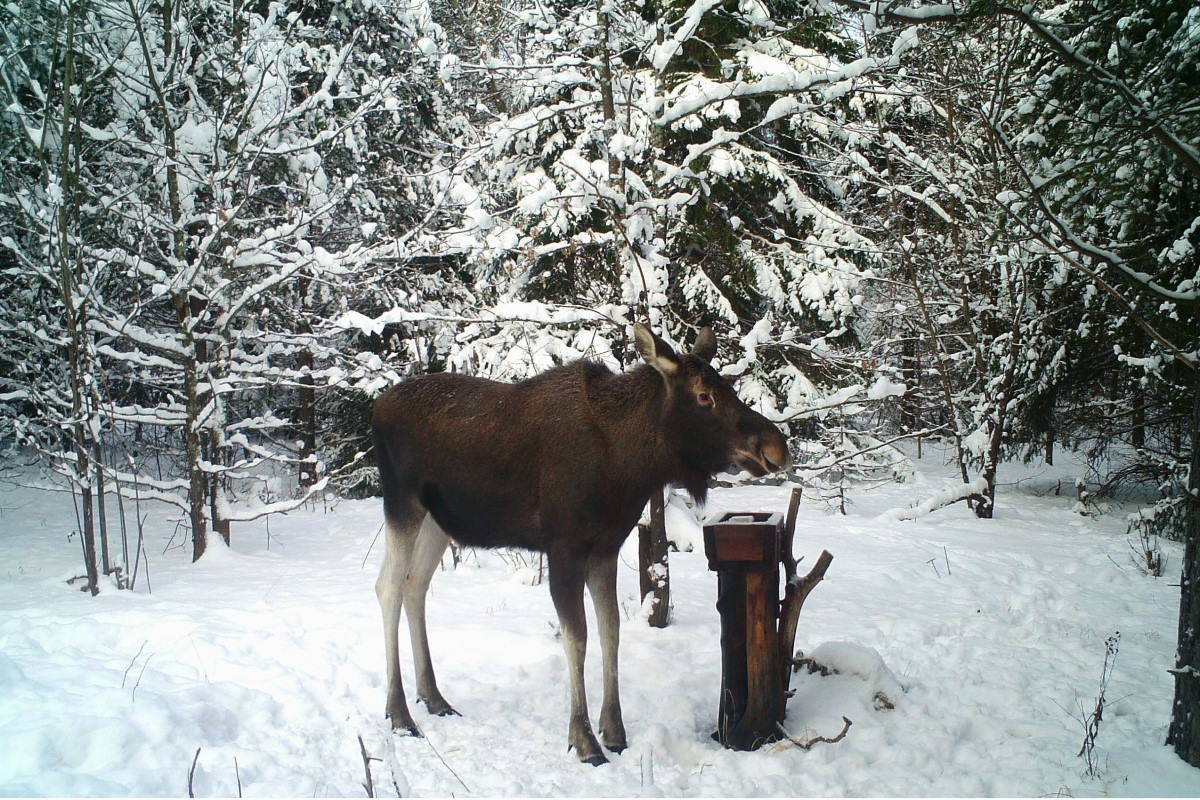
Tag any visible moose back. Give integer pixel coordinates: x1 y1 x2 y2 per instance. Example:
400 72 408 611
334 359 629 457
371 324 791 764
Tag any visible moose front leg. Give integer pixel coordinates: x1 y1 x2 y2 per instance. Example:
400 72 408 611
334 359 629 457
587 553 627 753
549 550 607 765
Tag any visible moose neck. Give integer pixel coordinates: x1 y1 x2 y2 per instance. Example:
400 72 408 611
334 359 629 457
596 363 713 505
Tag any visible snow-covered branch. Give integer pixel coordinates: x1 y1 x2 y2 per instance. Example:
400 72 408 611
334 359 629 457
830 0 1200 181
885 477 989 521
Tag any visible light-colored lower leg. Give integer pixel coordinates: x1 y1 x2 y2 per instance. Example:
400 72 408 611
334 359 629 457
587 553 626 752
550 553 606 765
377 518 418 733
405 515 456 715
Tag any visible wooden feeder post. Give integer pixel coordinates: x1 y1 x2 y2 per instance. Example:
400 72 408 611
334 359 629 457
703 488 832 752
703 510 784 750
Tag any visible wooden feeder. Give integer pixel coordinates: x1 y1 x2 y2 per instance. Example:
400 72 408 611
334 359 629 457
702 488 833 751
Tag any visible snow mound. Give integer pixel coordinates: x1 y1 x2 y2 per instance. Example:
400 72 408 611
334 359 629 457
782 641 905 746
803 641 906 707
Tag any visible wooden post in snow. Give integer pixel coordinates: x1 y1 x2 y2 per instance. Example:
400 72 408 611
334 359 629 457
703 488 832 751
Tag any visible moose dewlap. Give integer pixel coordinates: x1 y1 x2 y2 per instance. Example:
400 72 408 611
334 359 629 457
370 324 791 764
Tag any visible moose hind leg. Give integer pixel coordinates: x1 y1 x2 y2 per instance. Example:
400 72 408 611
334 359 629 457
376 512 421 735
587 553 627 753
405 515 457 717
549 549 607 765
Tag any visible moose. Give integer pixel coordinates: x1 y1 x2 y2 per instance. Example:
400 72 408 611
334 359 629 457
371 324 791 764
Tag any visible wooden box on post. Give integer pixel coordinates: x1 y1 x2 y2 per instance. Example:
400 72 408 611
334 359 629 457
703 511 785 751
703 511 782 572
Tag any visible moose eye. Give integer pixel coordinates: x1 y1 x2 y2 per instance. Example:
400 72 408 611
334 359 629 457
697 391 715 408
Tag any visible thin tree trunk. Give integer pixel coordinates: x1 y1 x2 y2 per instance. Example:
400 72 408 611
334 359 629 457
298 349 318 489
598 6 620 184
129 0 210 560
206 429 230 546
1132 379 1146 450
93 440 111 574
903 255 971 487
1167 374 1200 765
297 272 318 490
177 293 209 561
55 0 99 595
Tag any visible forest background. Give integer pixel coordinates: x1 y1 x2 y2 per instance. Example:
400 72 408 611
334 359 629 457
1 0 1198 766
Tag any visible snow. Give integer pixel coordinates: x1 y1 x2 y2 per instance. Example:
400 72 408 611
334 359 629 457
1 447 1199 796
865 374 907 400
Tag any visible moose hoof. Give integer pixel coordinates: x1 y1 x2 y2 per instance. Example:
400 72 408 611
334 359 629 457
570 719 608 765
600 725 627 753
386 713 422 738
394 722 422 738
420 696 460 718
571 738 609 766
600 731 627 753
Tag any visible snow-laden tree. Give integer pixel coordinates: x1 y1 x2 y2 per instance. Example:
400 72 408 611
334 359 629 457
848 14 1097 516
649 0 900 490
391 0 918 492
1005 0 1198 496
1000 0 1199 762
833 0 1199 765
1 0 455 564
1 0 117 592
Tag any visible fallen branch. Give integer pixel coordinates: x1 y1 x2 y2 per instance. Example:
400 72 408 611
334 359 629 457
886 477 989 521
793 655 833 676
777 717 853 750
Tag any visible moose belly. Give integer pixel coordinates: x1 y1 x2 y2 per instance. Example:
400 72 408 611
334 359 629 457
418 479 544 551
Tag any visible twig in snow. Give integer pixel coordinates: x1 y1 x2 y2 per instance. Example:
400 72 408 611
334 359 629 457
1078 632 1120 779
234 757 242 798
131 654 152 703
121 640 149 688
188 747 201 798
121 642 153 704
358 735 378 798
190 636 210 682
410 720 470 794
640 746 655 791
776 717 853 750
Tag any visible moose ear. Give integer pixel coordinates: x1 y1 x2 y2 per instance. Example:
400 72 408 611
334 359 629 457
634 323 680 377
692 327 717 362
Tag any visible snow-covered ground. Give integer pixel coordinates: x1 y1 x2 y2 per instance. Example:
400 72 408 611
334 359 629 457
1 447 1198 797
